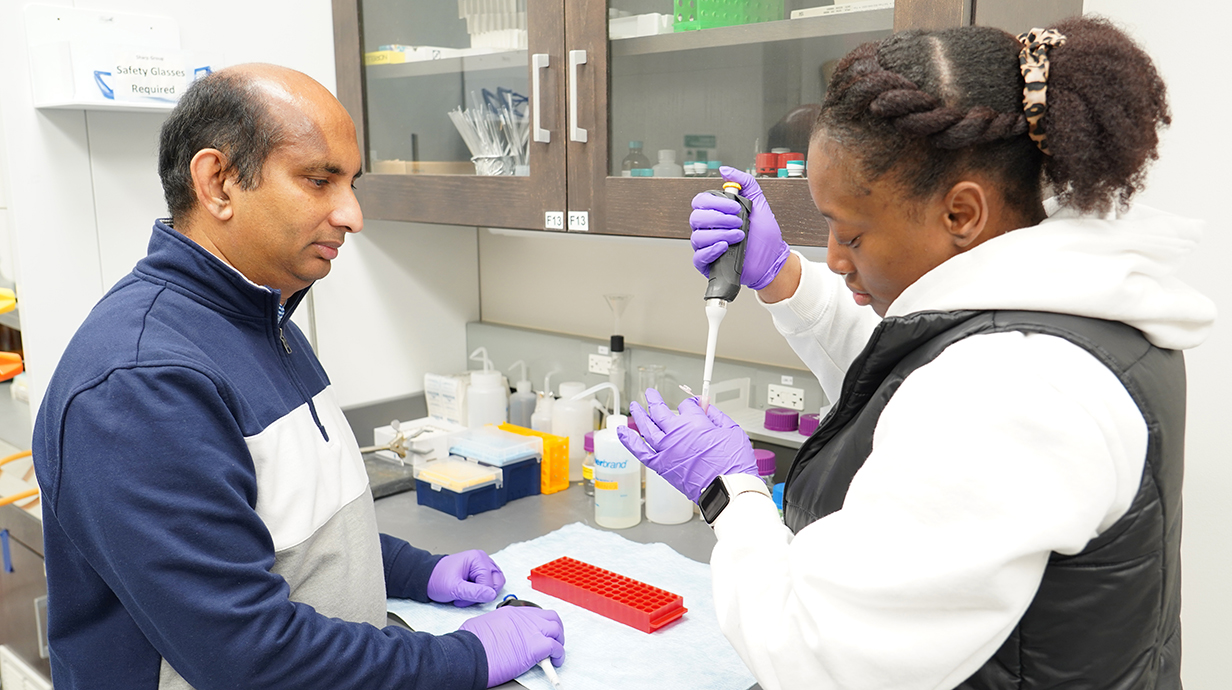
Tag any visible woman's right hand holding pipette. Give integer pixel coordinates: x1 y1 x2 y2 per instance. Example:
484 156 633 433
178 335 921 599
689 166 791 292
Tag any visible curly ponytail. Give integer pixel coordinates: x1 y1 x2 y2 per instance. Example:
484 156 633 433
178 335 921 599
814 16 1169 216
1044 16 1170 213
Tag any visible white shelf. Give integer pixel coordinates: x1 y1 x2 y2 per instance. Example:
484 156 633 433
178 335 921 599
35 100 174 113
611 10 894 57
366 50 527 79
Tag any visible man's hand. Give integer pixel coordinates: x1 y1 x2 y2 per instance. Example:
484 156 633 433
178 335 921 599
428 550 506 607
459 606 566 688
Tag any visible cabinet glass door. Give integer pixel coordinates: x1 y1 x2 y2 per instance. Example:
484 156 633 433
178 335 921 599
608 1 892 177
334 0 566 229
567 1 893 245
361 0 532 177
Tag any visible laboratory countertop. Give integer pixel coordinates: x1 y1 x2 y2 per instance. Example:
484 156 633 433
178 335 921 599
373 479 717 565
373 479 763 690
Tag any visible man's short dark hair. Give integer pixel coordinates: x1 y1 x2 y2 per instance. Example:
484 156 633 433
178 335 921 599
158 71 286 225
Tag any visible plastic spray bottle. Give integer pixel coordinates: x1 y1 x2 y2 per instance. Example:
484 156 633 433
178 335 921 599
572 382 641 529
553 381 595 482
466 347 507 428
507 360 536 428
530 370 559 433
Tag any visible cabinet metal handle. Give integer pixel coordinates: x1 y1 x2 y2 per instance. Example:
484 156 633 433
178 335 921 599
568 49 588 143
532 53 550 144
35 594 49 659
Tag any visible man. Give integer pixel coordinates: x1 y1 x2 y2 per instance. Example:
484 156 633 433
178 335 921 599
32 64 564 690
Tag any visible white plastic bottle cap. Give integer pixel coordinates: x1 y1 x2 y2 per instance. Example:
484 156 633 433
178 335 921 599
657 149 676 164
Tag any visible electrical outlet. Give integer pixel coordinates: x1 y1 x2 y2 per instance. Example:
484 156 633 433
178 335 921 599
767 384 805 411
588 353 612 375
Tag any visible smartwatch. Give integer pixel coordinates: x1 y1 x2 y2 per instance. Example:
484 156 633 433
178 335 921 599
699 474 772 525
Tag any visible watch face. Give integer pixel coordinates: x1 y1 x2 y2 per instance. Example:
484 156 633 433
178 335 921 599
699 477 730 524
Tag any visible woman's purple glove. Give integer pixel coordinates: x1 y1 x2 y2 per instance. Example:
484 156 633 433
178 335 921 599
689 166 791 291
428 550 507 607
616 388 758 502
459 606 566 688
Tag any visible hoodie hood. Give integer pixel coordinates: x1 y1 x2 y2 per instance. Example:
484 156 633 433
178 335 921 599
888 201 1217 350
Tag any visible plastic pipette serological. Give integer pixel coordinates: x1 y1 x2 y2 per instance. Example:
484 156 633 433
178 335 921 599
696 180 753 412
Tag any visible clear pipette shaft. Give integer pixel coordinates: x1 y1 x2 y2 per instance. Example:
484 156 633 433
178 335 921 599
701 299 728 412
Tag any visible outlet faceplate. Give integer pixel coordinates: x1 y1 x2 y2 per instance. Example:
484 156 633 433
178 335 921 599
588 353 612 375
767 383 804 411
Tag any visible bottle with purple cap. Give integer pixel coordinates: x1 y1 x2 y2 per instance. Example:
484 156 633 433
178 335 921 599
754 448 777 494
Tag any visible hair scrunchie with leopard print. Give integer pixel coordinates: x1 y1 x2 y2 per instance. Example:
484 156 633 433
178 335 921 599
1018 27 1067 155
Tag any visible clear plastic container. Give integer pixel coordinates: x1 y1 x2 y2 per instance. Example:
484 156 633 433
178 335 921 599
652 149 683 177
414 456 503 493
450 427 542 467
593 414 642 529
582 431 596 496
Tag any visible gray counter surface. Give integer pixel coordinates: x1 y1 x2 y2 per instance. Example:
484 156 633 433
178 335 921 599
374 481 717 565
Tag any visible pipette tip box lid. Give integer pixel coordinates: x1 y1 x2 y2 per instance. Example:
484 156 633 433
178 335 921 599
414 457 505 520
450 426 542 466
529 556 687 633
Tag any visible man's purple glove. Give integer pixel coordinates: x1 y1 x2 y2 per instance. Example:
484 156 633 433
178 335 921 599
689 166 791 291
616 388 757 502
428 550 507 607
459 605 566 688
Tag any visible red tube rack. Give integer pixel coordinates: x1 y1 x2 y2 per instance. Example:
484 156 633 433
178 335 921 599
529 556 686 633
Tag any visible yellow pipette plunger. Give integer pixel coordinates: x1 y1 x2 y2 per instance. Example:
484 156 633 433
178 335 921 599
697 180 752 411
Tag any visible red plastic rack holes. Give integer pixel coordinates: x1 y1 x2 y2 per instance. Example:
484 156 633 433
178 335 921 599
528 556 687 633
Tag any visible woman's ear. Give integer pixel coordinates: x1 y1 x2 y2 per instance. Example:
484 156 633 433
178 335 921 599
943 181 989 249
189 149 234 222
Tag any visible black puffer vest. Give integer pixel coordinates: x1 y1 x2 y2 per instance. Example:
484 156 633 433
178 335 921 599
784 310 1183 690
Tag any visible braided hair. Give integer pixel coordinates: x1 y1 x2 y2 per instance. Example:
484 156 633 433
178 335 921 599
814 16 1170 216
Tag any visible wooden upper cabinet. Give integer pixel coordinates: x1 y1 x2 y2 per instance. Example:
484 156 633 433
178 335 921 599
333 0 1081 245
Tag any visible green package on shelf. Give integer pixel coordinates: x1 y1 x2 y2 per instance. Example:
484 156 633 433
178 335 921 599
674 0 783 32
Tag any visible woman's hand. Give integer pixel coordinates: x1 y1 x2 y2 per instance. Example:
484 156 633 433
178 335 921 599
689 166 791 291
617 388 757 502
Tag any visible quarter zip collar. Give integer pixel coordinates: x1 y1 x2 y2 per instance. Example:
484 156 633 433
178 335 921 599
138 220 311 327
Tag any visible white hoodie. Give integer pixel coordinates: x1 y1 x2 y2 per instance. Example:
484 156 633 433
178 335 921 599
710 202 1216 690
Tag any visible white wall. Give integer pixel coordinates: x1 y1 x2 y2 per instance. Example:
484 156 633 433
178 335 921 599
1080 2 1232 687
0 0 479 417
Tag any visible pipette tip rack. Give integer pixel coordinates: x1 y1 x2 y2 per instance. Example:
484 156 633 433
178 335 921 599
529 556 686 633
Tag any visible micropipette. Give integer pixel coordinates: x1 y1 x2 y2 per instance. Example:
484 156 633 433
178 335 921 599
696 180 753 411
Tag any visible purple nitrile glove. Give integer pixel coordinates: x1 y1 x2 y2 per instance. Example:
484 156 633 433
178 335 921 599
617 388 757 502
689 166 791 291
427 550 507 607
459 605 566 688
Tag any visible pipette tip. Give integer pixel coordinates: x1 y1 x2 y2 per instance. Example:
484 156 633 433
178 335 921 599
540 659 562 688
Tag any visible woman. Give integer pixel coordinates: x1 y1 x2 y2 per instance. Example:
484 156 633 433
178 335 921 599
619 16 1214 690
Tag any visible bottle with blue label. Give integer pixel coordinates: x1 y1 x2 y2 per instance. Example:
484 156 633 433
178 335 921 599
593 413 642 529
621 141 653 177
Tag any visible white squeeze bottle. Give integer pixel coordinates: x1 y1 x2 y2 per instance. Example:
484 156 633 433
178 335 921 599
531 370 559 433
553 381 594 482
575 382 642 529
466 347 507 428
507 360 536 428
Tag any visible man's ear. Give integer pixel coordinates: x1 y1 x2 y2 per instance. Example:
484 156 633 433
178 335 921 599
943 181 989 249
189 149 234 222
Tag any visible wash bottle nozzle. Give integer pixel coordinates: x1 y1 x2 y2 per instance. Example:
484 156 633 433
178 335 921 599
469 347 493 372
